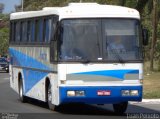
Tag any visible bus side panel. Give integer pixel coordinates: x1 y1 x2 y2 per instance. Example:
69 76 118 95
10 66 23 94
9 65 14 90
51 73 59 105
23 70 47 101
9 46 59 102
23 71 58 102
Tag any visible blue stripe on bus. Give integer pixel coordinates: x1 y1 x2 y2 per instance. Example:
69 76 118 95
23 69 48 93
9 48 51 70
72 70 139 80
9 48 50 93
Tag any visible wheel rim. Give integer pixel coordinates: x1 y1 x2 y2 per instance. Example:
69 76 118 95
48 85 52 102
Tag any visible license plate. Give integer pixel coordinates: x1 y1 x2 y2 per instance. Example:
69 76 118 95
97 90 111 96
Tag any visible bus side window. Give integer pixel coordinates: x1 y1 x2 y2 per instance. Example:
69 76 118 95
15 21 20 43
39 19 43 43
35 19 43 43
31 20 35 42
27 20 31 42
51 16 58 41
35 19 38 42
10 22 15 43
20 21 23 42
22 21 27 43
43 18 46 43
44 18 52 43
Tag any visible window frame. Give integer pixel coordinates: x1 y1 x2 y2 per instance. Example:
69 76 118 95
9 15 59 46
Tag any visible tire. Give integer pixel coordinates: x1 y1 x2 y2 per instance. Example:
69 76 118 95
19 79 26 103
6 67 9 73
47 83 56 111
113 102 128 114
6 70 9 73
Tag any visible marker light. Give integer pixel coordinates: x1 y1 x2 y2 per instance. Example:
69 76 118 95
60 80 66 84
67 90 85 97
122 90 139 96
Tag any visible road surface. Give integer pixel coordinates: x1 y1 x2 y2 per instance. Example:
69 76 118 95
0 71 159 119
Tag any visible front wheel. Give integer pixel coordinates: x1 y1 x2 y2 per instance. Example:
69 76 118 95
19 79 27 103
47 83 56 111
113 102 128 114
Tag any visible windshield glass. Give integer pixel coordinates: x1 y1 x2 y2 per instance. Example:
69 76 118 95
59 19 101 61
59 19 142 62
103 19 142 62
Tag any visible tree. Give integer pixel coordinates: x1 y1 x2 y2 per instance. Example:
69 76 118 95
150 0 158 71
0 14 9 55
133 0 159 71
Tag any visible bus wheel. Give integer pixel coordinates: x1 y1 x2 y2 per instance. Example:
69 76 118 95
47 83 56 111
113 102 128 114
19 78 26 103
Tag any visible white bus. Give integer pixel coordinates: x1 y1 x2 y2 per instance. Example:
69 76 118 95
9 3 148 114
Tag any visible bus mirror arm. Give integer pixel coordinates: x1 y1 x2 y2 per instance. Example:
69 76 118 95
142 28 149 46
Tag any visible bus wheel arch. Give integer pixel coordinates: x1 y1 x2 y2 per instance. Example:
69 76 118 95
45 77 56 111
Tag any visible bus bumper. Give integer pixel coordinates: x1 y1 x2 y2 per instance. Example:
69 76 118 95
59 86 142 104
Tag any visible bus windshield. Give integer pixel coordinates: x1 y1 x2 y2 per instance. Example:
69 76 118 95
59 19 143 62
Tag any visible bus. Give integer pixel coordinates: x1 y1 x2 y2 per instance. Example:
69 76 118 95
9 3 148 114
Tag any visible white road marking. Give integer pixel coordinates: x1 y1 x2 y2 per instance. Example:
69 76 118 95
130 99 160 104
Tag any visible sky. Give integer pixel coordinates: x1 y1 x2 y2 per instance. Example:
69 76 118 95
0 0 21 13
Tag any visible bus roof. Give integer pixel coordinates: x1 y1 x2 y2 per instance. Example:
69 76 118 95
10 3 140 20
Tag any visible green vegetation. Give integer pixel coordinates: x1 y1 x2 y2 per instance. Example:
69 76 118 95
0 14 9 56
143 72 160 98
143 61 160 98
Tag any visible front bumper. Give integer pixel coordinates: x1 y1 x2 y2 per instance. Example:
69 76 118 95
59 86 142 104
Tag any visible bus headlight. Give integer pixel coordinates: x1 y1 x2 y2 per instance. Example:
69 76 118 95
122 90 130 96
130 90 139 96
75 91 85 96
121 90 139 96
67 91 75 96
67 90 85 97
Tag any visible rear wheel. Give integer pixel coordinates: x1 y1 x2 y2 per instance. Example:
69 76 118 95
113 102 128 114
47 83 56 110
5 66 9 73
19 78 26 103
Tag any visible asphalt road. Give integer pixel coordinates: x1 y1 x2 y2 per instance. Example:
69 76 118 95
0 71 160 119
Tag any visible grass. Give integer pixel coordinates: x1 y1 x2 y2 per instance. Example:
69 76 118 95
143 72 160 99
